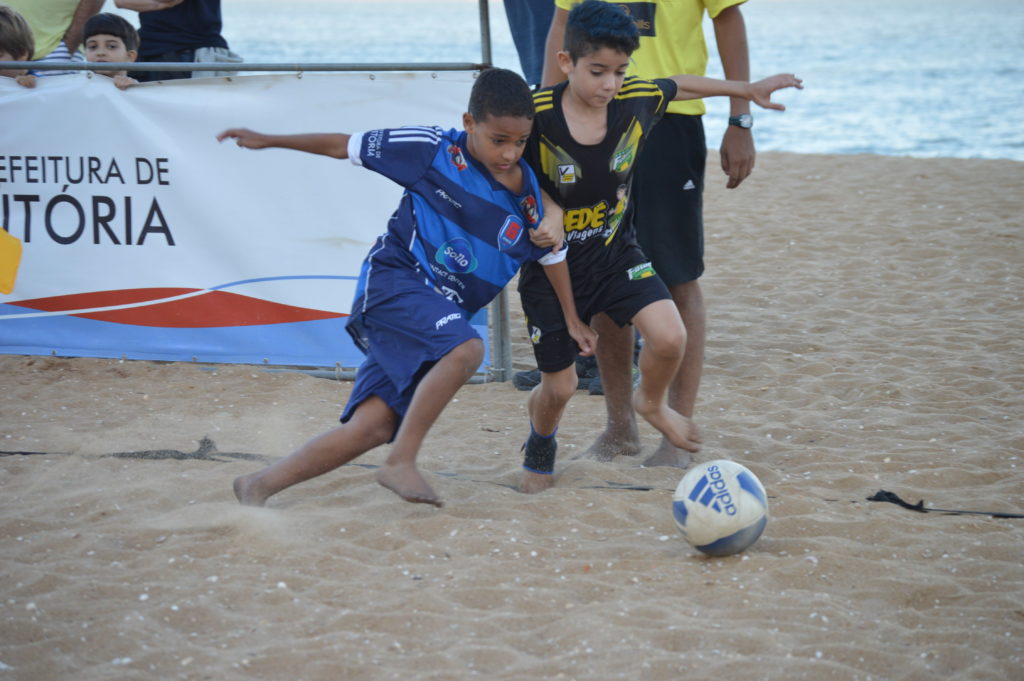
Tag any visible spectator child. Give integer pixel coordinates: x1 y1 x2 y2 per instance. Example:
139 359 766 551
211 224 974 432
0 5 37 88
83 12 140 90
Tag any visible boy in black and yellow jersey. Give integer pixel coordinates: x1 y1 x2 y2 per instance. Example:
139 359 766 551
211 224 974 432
516 0 801 493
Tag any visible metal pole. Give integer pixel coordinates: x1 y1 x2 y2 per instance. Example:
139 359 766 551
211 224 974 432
7 61 487 73
478 0 493 66
489 288 514 382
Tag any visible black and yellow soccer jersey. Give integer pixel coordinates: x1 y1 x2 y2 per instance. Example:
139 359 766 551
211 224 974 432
521 76 678 290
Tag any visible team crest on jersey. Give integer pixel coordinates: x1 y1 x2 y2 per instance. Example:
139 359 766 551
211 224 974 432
611 119 643 175
519 194 539 225
612 147 635 173
447 144 468 171
628 262 655 280
558 163 577 184
436 237 478 273
530 325 542 345
497 216 525 251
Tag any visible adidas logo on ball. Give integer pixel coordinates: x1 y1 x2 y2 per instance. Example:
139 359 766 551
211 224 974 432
673 460 769 557
687 464 738 515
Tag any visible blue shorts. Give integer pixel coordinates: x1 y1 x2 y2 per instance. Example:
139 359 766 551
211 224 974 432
340 283 480 437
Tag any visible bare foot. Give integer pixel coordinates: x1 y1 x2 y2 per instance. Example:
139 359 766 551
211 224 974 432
520 469 554 494
375 463 443 507
233 473 269 507
633 394 702 453
642 438 693 468
577 426 642 462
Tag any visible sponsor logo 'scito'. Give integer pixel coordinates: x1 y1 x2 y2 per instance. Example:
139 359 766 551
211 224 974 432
557 164 577 184
687 464 738 515
497 216 525 251
435 312 462 329
447 144 467 170
435 237 478 273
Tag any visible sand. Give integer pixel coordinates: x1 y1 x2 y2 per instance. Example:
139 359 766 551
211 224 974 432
1 152 1022 681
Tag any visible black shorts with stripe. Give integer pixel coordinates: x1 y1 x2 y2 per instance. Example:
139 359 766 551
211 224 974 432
517 247 670 373
632 113 707 287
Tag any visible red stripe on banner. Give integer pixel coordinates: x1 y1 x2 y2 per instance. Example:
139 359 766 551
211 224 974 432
11 289 346 328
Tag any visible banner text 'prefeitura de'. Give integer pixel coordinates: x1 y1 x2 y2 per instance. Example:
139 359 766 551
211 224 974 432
0 71 484 368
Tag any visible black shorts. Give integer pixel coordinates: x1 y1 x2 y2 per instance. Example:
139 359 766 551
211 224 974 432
519 251 671 373
632 113 707 287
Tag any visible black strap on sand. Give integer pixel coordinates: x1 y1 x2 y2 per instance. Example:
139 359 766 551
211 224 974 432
867 489 1024 519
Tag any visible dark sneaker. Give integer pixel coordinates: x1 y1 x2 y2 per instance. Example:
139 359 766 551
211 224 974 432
512 368 542 391
587 365 641 396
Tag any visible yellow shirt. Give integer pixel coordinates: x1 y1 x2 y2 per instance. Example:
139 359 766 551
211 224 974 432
5 0 81 59
554 0 748 115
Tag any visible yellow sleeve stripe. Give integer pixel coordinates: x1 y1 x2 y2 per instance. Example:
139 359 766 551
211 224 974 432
617 77 662 96
533 90 555 112
616 77 665 105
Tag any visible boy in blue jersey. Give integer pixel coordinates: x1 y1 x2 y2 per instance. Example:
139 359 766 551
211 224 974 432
516 1 801 492
220 68 596 508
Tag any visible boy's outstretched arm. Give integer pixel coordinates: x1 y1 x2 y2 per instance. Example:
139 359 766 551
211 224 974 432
217 128 351 159
542 260 597 357
671 73 803 110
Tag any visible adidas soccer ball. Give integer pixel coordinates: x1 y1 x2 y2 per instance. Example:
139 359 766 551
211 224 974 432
672 459 768 557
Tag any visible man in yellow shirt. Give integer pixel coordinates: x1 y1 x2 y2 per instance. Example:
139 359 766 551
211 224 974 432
542 0 755 468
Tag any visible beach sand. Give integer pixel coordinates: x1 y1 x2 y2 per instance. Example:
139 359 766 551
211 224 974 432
2 152 1022 680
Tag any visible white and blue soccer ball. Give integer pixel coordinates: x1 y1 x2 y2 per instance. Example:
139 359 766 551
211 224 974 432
672 459 769 557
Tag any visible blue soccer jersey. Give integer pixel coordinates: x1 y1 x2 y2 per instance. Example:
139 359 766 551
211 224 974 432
347 126 564 316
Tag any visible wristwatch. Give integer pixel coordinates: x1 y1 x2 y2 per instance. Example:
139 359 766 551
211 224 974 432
728 113 753 129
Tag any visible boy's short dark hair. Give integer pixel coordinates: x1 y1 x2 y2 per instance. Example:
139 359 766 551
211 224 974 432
468 67 534 122
564 0 640 62
84 13 140 53
0 5 35 61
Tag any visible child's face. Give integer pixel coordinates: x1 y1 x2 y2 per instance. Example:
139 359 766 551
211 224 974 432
84 34 136 64
0 48 29 79
559 46 631 109
462 113 533 179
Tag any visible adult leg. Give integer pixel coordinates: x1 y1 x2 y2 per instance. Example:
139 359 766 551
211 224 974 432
233 395 397 507
631 299 702 457
645 279 705 466
376 337 484 507
632 114 708 468
521 364 577 493
580 313 641 461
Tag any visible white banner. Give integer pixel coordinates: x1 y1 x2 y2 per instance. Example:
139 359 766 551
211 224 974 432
0 70 486 367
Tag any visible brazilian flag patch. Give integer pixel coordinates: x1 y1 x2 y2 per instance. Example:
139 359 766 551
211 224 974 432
628 263 655 280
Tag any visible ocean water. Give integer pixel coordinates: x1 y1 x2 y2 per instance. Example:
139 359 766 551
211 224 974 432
116 0 1024 161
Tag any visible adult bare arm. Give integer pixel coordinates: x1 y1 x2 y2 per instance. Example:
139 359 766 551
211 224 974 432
713 5 755 188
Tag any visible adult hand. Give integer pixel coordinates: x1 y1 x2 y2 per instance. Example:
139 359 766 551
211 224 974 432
720 125 755 189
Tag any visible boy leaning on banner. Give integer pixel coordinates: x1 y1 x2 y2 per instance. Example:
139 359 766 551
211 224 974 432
0 5 37 88
515 0 801 493
83 13 140 90
220 68 596 509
